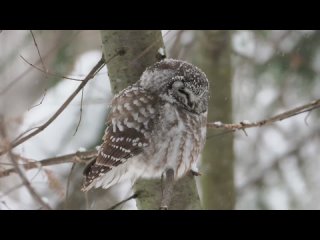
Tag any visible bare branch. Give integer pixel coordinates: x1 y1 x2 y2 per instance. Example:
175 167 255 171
0 149 97 178
160 168 175 210
0 96 318 183
207 99 320 131
0 119 52 210
0 98 318 181
0 56 108 156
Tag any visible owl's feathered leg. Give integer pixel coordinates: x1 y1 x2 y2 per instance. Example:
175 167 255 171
160 168 175 210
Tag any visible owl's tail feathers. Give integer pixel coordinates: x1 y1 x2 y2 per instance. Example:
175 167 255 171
81 159 133 192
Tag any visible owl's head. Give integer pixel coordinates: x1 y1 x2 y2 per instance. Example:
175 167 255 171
139 59 209 114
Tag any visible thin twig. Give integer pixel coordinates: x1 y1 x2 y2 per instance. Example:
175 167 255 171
0 31 81 95
160 168 175 210
106 191 143 210
20 55 83 82
30 30 47 73
0 56 109 156
0 149 97 178
207 99 320 131
73 88 84 136
29 88 47 110
0 119 52 210
29 31 48 110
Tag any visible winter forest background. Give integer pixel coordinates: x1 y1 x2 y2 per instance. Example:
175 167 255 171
0 30 319 210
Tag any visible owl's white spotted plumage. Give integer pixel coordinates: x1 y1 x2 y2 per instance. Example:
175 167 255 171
82 59 209 191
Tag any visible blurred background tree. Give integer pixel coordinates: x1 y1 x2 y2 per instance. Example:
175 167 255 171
0 30 319 209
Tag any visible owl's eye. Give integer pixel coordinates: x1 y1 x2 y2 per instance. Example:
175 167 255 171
171 82 194 109
177 88 194 108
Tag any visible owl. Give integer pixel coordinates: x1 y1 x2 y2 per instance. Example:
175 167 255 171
82 59 209 192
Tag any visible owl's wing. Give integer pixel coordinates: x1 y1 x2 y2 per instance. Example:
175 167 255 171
82 86 157 191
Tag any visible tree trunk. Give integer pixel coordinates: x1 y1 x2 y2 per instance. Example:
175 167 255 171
186 30 235 209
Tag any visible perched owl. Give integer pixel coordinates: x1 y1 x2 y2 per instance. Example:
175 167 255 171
82 59 209 192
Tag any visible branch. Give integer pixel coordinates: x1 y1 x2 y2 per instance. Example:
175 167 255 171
0 119 52 210
0 56 109 156
160 168 175 210
207 99 320 131
0 99 318 180
0 149 97 178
